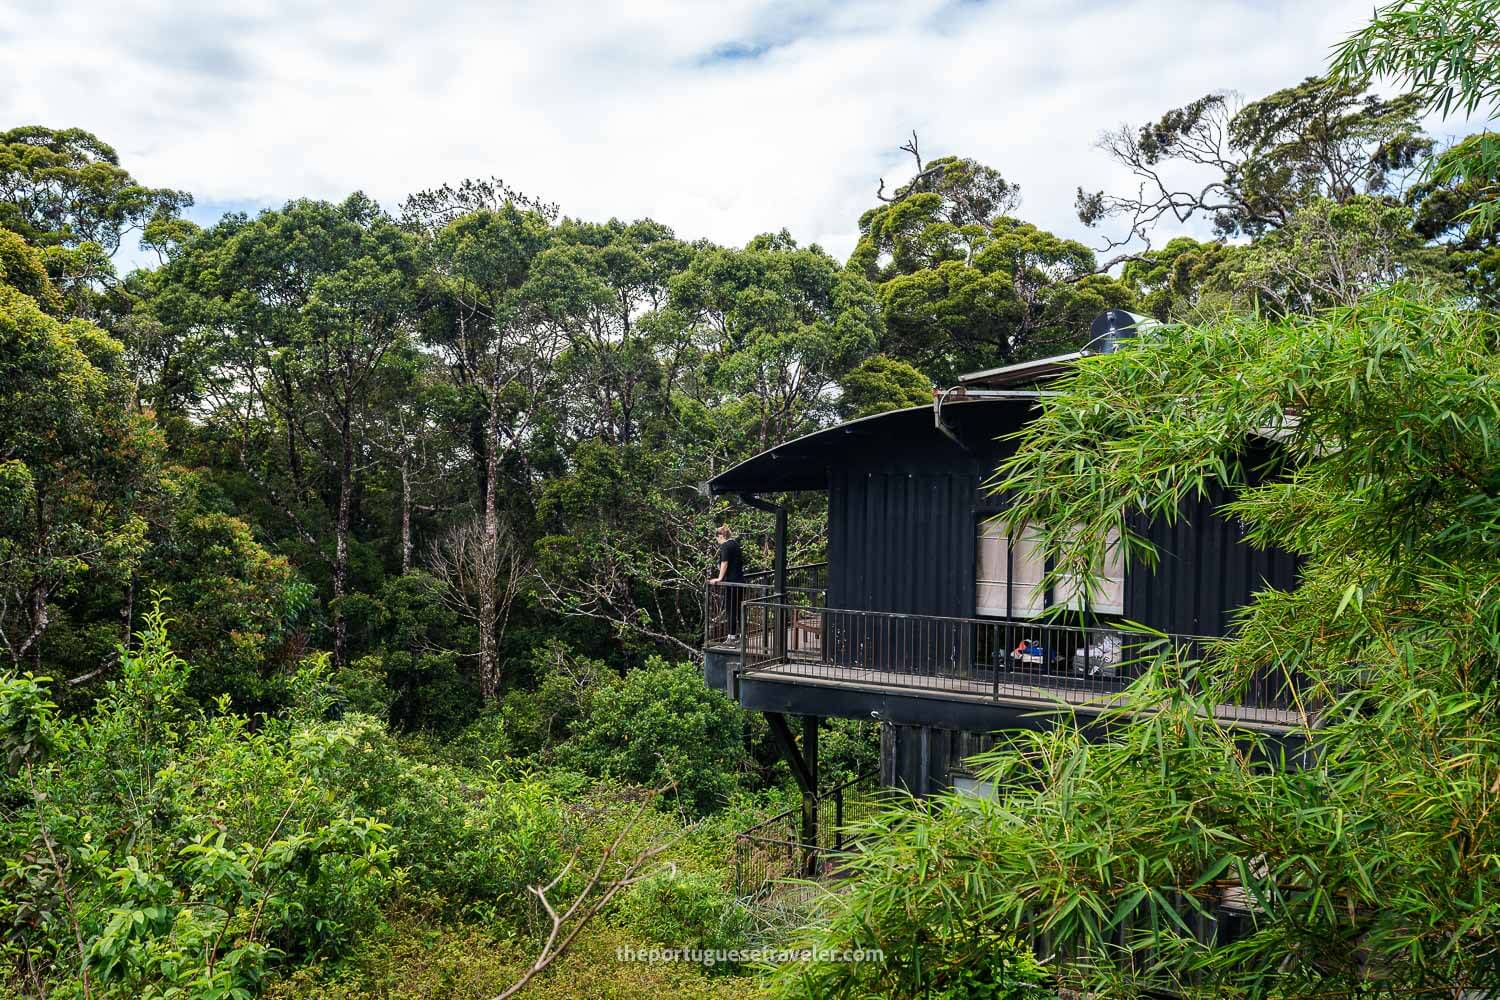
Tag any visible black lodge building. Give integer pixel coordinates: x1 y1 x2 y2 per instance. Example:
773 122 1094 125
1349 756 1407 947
702 311 1305 814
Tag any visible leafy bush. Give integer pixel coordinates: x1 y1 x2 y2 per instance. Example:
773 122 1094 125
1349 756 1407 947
558 657 745 814
301 715 566 924
0 608 396 998
496 639 608 759
611 868 753 960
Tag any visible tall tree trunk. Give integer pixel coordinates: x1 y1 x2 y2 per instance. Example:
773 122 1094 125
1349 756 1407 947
121 573 135 651
332 407 353 668
479 376 501 702
400 456 413 575
281 366 303 493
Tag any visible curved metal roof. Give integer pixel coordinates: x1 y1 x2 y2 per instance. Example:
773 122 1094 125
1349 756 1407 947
707 396 1037 495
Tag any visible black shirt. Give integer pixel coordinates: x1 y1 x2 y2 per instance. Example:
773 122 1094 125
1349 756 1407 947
717 538 745 582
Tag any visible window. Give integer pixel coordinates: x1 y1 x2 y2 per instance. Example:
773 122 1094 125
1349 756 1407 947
977 517 1125 617
952 775 998 800
1056 526 1125 615
976 516 1047 618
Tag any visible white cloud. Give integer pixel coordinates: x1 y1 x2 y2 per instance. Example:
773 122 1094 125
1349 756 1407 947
0 0 1487 272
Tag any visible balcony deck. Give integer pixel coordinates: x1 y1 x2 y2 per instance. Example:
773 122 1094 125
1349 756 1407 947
706 583 1314 738
724 651 1307 734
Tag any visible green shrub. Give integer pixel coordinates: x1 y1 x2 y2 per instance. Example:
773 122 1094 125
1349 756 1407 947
297 714 567 925
612 868 753 959
558 658 745 815
497 640 609 759
335 655 398 718
1 609 397 998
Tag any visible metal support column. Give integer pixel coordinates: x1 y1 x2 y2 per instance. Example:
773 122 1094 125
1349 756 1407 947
765 712 820 876
800 714 819 875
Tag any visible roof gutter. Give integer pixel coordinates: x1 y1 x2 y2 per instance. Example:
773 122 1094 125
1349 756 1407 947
933 386 1055 451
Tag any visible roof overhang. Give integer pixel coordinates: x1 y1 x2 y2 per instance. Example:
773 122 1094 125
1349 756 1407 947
959 352 1085 388
708 396 1038 496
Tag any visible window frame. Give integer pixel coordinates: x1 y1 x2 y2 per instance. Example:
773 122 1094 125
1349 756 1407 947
975 513 1126 619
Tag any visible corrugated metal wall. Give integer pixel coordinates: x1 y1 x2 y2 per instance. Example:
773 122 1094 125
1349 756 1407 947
822 419 1298 641
827 467 978 617
1125 479 1300 637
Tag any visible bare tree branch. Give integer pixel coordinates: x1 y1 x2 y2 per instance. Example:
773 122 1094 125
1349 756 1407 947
494 783 696 1000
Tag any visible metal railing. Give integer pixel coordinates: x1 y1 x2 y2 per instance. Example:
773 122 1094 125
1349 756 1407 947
736 599 1308 724
705 581 772 647
704 562 827 648
733 770 881 901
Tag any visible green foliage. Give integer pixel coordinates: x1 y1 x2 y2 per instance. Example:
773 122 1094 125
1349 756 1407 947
348 572 476 732
0 279 157 674
0 229 61 312
837 354 933 419
770 794 1055 998
559 658 745 814
854 172 1135 380
1333 0 1500 235
813 718 880 787
0 608 397 997
297 715 566 923
146 477 309 712
0 611 687 996
1226 195 1452 314
1121 236 1240 321
0 126 190 255
1080 76 1432 241
611 868 751 959
670 231 881 447
494 639 609 759
851 156 1018 279
0 672 54 773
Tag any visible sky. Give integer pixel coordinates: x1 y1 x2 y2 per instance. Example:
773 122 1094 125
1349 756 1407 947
0 0 1488 273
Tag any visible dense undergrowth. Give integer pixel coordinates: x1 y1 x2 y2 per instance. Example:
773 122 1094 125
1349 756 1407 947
0 606 821 999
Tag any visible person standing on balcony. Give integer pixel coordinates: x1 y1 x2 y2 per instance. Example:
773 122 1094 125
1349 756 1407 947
711 525 746 641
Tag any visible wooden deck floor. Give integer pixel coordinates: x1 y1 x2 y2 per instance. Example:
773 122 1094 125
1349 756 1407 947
734 655 1307 734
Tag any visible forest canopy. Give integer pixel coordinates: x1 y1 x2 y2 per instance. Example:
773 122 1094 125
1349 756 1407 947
1 0 1498 996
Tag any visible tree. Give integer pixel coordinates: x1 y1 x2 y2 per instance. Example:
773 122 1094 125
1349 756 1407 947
1405 134 1500 305
0 230 62 313
1226 195 1451 314
164 196 417 667
1077 76 1431 246
1332 0 1500 236
670 231 880 448
854 134 1022 279
0 127 189 255
1120 236 1240 321
837 354 934 419
532 440 716 660
415 196 558 700
0 127 191 325
867 215 1134 381
298 224 416 665
528 218 695 447
426 516 532 697
0 281 156 670
850 142 1131 381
